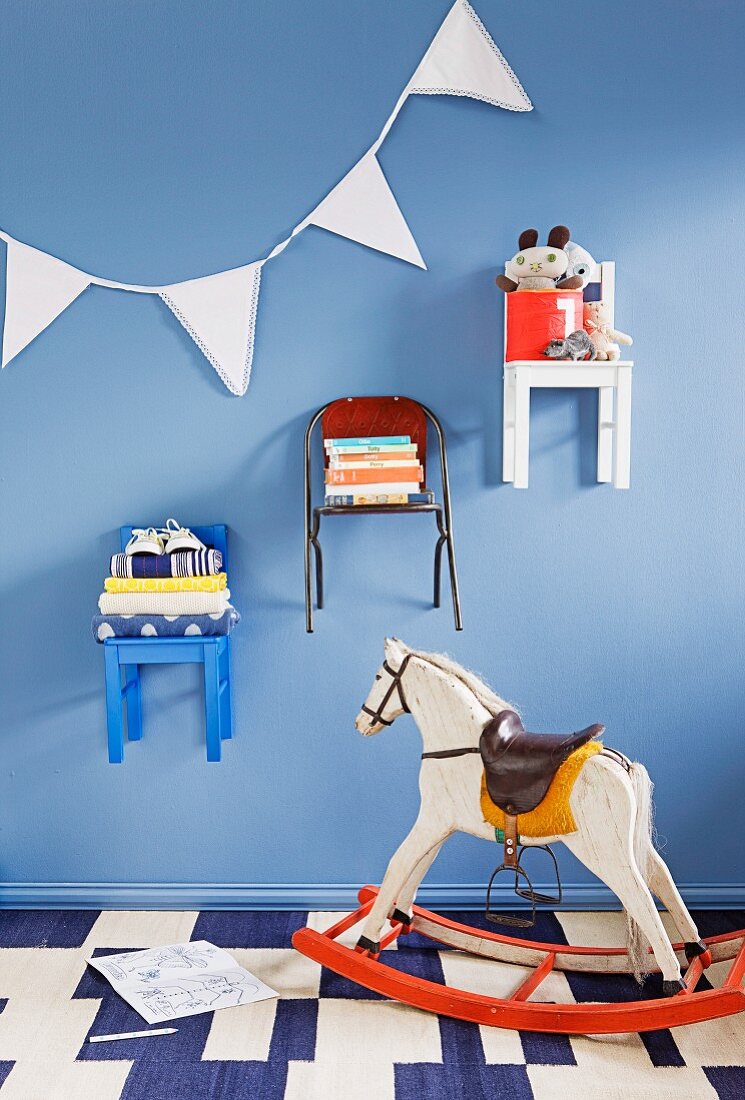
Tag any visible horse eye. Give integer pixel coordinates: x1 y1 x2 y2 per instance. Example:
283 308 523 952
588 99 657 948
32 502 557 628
575 263 589 275
375 674 381 681
546 253 557 262
515 255 525 265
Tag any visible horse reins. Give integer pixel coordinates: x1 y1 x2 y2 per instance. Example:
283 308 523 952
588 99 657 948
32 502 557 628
360 655 412 727
421 746 480 759
362 658 632 776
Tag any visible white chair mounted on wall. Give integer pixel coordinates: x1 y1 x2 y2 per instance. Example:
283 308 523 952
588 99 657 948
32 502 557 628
502 262 633 489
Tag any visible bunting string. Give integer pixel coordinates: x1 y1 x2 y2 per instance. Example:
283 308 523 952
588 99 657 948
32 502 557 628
0 1 531 395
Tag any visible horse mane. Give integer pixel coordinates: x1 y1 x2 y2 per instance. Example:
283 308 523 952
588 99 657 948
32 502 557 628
411 648 516 718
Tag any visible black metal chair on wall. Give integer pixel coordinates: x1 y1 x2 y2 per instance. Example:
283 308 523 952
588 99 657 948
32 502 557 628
304 395 462 632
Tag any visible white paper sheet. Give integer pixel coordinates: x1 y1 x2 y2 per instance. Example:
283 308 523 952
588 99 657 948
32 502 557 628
87 941 277 1024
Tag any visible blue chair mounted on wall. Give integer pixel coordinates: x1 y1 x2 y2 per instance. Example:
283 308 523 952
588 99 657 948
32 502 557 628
103 525 233 763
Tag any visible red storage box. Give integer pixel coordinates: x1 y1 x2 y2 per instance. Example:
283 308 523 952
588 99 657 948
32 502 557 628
505 289 584 361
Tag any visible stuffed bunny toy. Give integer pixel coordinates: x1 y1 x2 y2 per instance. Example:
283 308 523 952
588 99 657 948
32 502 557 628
583 301 633 361
496 226 584 293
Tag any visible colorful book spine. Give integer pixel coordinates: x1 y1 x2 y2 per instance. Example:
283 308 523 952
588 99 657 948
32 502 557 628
325 465 423 485
325 491 434 506
325 443 416 454
329 459 421 470
324 435 410 448
324 481 423 496
328 450 417 463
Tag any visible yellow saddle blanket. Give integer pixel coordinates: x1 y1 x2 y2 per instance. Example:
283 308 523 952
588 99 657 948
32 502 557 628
480 741 602 837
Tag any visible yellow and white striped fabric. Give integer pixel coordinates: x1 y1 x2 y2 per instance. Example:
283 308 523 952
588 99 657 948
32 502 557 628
104 573 227 594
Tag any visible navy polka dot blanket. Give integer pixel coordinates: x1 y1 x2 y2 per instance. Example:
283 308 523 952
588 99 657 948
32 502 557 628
91 608 240 641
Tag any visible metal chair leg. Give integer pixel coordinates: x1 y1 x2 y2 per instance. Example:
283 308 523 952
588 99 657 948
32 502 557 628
304 531 314 633
445 533 463 631
312 536 324 609
421 403 463 631
304 405 328 634
433 535 445 608
434 507 447 608
310 511 323 609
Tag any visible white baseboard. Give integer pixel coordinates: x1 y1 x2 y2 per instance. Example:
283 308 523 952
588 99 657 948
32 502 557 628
0 881 742 910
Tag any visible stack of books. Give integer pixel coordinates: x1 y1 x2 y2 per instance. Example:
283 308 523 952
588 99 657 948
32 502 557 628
324 434 434 506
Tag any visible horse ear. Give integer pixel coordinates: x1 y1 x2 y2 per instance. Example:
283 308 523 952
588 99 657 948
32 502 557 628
518 228 538 250
547 225 571 249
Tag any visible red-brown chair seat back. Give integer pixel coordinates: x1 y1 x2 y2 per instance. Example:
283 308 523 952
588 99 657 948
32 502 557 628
321 396 428 481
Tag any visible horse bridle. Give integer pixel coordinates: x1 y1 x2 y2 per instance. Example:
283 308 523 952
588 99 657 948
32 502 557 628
360 655 412 728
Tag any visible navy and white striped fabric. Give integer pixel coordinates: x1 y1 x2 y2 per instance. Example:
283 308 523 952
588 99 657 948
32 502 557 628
109 549 223 579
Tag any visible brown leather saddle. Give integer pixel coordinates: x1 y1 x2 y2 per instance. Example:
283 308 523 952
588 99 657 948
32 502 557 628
480 709 604 927
480 709 604 816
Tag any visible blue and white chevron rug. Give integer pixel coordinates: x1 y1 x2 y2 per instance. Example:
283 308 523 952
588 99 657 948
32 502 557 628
0 907 741 1098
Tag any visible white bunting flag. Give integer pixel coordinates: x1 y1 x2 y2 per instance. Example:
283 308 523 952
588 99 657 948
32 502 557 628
307 154 426 269
2 238 91 368
0 2 532 394
408 0 532 112
159 262 263 396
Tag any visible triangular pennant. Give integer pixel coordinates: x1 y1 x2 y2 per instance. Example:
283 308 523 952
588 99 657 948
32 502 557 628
309 153 426 269
159 262 262 396
409 0 532 112
2 238 91 367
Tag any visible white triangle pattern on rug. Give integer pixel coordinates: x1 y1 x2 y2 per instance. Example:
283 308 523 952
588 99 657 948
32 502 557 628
2 238 91 368
159 262 263 396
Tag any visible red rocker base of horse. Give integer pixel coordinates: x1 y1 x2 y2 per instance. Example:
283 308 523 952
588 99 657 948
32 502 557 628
293 886 745 1035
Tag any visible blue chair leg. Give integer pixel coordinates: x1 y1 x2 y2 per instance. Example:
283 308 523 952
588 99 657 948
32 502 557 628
203 643 221 762
219 639 233 741
123 664 143 740
104 644 125 764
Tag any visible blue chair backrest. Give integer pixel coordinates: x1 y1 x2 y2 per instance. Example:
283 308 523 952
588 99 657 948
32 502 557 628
119 525 228 570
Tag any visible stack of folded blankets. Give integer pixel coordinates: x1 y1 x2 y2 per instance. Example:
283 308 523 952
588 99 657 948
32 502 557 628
92 526 240 642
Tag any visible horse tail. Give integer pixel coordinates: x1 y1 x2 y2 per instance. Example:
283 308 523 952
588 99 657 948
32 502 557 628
627 761 655 983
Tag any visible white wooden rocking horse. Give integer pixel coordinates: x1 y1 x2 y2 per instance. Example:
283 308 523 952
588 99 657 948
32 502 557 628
293 639 745 1034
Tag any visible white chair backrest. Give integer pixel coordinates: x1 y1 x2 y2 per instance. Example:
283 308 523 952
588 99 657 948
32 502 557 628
596 262 615 326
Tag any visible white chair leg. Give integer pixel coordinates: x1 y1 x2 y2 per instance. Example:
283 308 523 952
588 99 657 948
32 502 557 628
503 372 516 482
513 373 531 489
613 371 632 489
597 385 614 483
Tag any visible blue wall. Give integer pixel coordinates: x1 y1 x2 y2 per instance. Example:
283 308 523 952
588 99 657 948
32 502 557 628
0 1 742 908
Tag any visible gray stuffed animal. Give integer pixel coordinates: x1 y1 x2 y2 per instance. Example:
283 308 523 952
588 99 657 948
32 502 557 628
543 330 597 361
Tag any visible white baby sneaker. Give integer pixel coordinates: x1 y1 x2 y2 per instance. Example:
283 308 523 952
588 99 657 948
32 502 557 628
125 528 166 556
161 518 206 553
